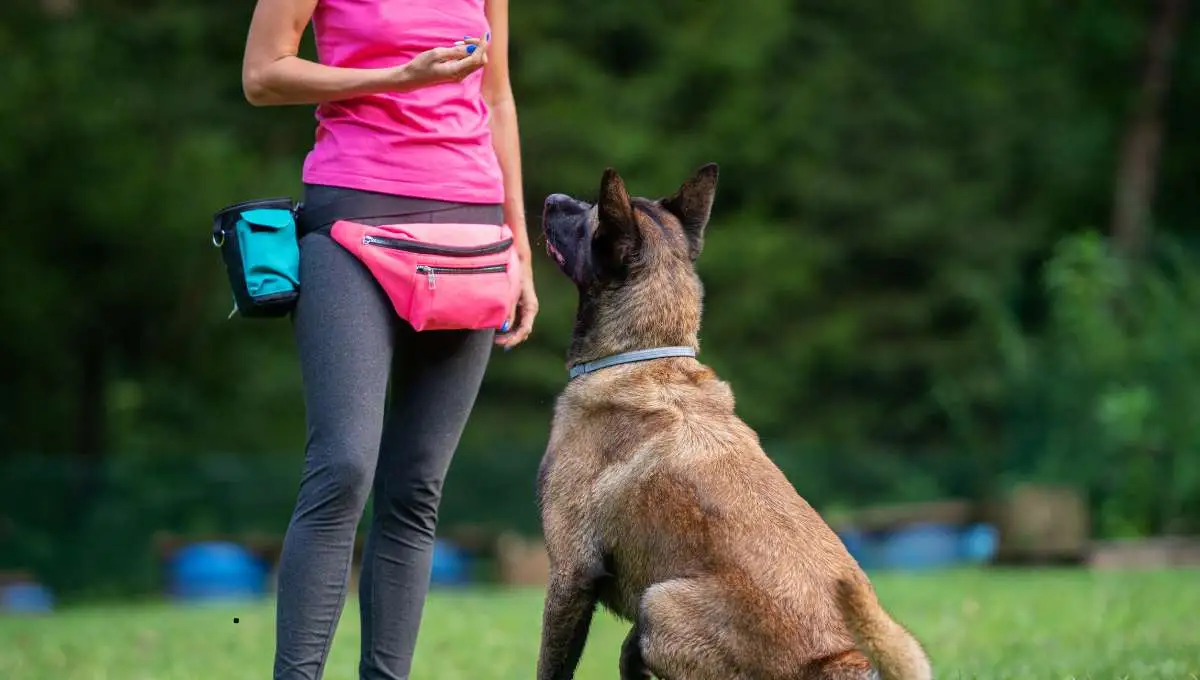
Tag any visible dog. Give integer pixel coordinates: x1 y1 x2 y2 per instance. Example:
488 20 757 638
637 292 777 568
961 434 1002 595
534 164 932 680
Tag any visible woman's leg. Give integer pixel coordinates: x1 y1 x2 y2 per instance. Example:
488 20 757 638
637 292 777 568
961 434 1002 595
358 203 503 680
273 184 445 680
273 226 398 680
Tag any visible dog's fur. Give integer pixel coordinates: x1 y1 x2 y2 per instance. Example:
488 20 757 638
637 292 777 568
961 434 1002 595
534 164 932 680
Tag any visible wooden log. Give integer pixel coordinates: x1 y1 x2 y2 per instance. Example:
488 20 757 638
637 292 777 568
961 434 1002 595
152 531 364 564
0 570 36 587
985 484 1089 564
495 531 549 587
832 499 975 534
1089 536 1200 569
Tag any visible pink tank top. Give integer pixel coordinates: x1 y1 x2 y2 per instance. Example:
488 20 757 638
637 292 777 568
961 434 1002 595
302 0 504 205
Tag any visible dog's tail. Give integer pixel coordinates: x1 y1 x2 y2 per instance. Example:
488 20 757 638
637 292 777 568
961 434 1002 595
834 578 932 680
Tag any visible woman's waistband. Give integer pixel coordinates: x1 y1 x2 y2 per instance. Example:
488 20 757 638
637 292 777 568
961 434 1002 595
297 184 502 237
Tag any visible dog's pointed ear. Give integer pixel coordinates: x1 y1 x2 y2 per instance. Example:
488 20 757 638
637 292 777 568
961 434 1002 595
594 167 640 266
597 167 634 230
662 163 719 260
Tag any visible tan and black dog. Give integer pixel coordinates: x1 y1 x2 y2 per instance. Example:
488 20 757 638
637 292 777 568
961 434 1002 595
534 164 932 680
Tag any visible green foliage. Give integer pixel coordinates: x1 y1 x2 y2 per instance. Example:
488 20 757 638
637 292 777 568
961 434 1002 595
946 231 1200 538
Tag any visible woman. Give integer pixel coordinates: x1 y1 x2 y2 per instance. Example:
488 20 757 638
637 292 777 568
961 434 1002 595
241 1 537 678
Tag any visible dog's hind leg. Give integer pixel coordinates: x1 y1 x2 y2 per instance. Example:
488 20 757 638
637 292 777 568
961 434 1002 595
637 579 744 680
619 623 652 680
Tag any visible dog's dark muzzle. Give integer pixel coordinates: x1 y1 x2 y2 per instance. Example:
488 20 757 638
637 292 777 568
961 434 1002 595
542 194 590 282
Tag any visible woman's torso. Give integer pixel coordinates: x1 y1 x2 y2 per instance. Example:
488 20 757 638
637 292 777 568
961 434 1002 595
302 0 503 205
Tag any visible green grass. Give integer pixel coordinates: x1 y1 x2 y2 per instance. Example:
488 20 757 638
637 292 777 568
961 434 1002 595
1 569 1197 679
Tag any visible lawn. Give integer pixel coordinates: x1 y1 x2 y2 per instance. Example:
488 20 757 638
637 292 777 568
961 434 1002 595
1 569 1197 679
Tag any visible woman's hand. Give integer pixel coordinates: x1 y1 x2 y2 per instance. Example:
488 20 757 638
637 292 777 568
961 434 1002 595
396 36 490 89
496 260 538 350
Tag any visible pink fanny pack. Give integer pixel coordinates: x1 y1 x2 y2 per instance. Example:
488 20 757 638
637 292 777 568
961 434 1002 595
331 220 520 332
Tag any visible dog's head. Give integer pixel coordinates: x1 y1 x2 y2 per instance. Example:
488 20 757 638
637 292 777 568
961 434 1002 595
541 163 719 363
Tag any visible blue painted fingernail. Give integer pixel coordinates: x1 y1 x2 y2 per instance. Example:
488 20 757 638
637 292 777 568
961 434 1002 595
466 45 477 55
485 32 491 41
501 319 511 332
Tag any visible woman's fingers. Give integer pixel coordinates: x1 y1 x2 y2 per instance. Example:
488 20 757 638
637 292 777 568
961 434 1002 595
429 44 470 62
429 37 484 63
495 295 537 349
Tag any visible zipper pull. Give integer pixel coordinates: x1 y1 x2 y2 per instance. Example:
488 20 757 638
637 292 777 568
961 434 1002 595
418 265 436 289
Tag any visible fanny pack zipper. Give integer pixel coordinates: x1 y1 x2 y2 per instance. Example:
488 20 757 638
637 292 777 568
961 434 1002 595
363 234 513 256
415 264 508 289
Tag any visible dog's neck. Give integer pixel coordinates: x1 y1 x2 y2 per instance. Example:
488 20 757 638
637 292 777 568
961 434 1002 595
566 290 701 369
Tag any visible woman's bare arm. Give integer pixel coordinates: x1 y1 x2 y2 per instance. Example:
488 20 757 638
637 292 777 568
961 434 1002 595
483 0 538 348
242 0 484 107
481 0 527 259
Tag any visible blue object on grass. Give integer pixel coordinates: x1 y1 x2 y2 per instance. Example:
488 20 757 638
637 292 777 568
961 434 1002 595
877 522 961 570
169 541 268 602
836 528 877 570
0 582 54 614
429 539 471 587
959 522 999 563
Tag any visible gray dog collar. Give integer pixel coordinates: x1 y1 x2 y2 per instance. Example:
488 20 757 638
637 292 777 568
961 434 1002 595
567 346 697 381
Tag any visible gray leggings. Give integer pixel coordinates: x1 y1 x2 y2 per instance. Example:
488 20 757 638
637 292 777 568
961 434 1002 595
273 184 499 680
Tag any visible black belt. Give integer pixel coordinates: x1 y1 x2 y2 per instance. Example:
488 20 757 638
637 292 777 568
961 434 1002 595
296 195 470 237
